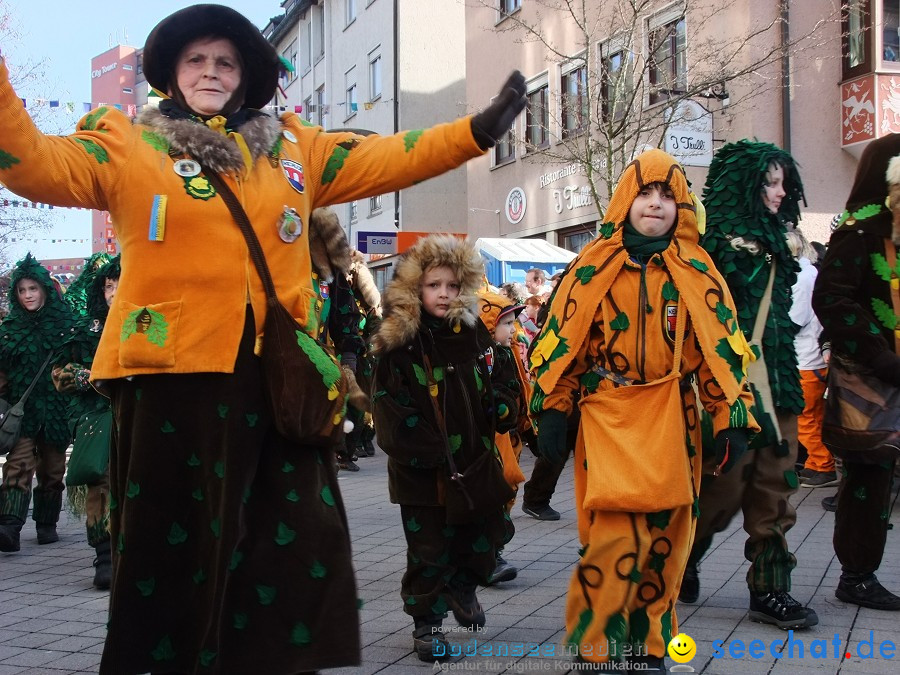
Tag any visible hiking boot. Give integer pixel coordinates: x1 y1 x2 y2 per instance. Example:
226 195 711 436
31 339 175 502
749 591 819 629
337 459 360 472
412 616 449 661
485 554 517 586
36 523 59 545
799 469 839 488
522 503 560 521
821 494 838 512
444 583 485 629
0 516 23 553
679 562 700 604
836 574 900 611
93 540 112 590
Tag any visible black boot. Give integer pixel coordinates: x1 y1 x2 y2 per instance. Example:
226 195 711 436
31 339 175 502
412 615 449 661
93 539 112 590
36 523 59 545
836 573 900 611
0 515 24 553
679 562 700 603
485 551 517 585
749 590 819 629
444 582 485 629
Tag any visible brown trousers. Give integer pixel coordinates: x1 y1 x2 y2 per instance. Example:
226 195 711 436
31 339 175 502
0 435 66 524
691 410 799 592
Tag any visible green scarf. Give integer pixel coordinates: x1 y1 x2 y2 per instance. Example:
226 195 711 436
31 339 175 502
623 221 674 257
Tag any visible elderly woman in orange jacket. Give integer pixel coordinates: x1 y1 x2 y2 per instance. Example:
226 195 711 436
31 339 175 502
0 4 525 673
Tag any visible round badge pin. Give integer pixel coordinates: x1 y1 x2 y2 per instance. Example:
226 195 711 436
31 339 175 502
282 130 297 143
173 159 201 177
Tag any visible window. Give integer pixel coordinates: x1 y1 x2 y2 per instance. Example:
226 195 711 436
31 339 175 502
500 0 522 16
349 201 358 223
883 1 899 66
122 87 133 94
491 92 516 166
561 61 588 138
369 51 382 100
346 0 357 26
601 43 633 121
560 225 595 254
648 12 687 105
300 22 312 72
370 194 383 213
345 67 358 119
304 95 313 122
372 265 392 293
525 76 549 149
122 64 133 71
281 39 298 86
316 86 326 126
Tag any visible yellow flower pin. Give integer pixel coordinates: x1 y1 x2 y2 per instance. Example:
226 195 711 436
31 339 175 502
726 329 757 376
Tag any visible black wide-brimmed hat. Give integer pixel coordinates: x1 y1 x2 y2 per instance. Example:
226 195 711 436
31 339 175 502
143 4 279 110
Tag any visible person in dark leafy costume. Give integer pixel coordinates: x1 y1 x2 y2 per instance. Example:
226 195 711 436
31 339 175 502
680 140 819 629
52 256 120 589
812 133 900 611
305 206 366 472
0 253 74 552
63 251 114 319
0 3 525 672
372 234 519 661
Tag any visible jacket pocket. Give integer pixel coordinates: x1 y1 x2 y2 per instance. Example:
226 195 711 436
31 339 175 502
118 300 182 368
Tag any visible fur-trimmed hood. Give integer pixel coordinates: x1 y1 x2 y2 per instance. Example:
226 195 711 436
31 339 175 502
374 235 485 354
349 249 382 317
308 207 352 282
136 107 282 175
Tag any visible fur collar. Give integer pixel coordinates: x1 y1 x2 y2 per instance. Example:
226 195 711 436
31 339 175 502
308 208 352 282
136 107 282 174
374 235 484 354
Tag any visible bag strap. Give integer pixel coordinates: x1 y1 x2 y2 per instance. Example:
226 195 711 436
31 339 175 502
202 169 279 306
751 260 777 345
884 239 900 354
17 353 53 407
589 296 686 386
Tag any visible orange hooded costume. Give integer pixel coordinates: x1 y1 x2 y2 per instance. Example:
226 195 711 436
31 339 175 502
529 149 758 663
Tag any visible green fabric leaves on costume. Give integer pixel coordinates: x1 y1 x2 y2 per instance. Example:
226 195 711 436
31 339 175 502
0 148 20 168
700 140 805 415
0 253 75 445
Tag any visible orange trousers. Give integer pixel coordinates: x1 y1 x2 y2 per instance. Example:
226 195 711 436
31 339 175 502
799 368 832 472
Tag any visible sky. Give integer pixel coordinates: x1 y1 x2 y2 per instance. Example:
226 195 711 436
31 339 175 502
1 0 281 264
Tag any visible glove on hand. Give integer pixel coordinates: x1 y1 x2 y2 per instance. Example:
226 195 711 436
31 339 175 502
471 71 527 150
341 352 358 374
713 428 749 475
537 409 568 465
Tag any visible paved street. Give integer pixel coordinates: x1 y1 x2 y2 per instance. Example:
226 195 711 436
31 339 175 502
0 448 898 674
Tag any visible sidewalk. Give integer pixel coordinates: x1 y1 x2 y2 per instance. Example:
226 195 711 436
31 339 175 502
0 449 897 674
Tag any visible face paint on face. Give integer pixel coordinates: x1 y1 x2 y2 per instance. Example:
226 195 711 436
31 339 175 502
16 278 46 312
172 37 243 116
420 266 461 318
761 163 786 214
628 182 677 236
103 278 119 307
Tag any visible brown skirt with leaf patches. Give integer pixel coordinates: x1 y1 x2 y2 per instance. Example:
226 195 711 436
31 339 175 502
99 311 359 675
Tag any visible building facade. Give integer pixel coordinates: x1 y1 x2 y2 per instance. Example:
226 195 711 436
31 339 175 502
464 0 881 251
264 0 469 253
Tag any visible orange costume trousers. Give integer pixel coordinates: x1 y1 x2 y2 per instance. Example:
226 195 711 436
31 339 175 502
799 368 832 472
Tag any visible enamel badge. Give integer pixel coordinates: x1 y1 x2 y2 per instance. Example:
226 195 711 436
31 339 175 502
173 159 201 177
278 206 303 243
183 175 216 200
283 130 297 143
281 159 305 194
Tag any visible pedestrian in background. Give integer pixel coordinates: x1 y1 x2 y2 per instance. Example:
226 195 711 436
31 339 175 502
812 133 900 611
372 235 520 660
525 267 548 296
786 230 835 488
0 3 526 671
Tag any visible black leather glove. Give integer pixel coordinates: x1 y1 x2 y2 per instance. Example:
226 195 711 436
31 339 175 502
537 409 568 465
713 428 749 475
471 71 527 150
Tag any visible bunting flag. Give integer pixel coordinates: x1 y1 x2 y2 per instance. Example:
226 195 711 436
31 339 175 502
12 97 141 118
1 198 95 210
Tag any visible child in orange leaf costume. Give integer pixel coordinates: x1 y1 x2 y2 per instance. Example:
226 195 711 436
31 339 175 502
529 149 759 669
478 291 529 585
